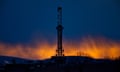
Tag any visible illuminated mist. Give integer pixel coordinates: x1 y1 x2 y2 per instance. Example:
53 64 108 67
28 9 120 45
0 37 120 60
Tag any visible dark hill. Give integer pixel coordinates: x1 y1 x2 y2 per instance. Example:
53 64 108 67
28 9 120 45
0 56 120 72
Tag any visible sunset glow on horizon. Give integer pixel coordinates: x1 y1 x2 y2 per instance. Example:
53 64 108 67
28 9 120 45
0 36 120 60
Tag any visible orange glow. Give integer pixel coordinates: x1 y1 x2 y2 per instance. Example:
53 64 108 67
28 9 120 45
0 37 120 60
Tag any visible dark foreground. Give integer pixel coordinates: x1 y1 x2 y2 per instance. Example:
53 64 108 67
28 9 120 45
0 56 120 72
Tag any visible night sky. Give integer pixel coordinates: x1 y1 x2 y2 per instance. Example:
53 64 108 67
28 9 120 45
0 0 120 44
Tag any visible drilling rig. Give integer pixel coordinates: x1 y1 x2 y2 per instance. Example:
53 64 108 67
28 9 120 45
51 0 65 64
56 6 64 57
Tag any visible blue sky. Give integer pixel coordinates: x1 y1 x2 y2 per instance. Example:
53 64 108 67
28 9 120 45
0 0 120 44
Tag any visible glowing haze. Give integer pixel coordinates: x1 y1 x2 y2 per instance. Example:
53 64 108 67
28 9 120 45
0 37 120 60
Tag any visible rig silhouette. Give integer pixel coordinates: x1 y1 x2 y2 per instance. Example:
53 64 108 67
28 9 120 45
56 6 64 57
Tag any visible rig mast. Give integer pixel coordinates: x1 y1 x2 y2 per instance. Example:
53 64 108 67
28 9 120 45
56 6 64 56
